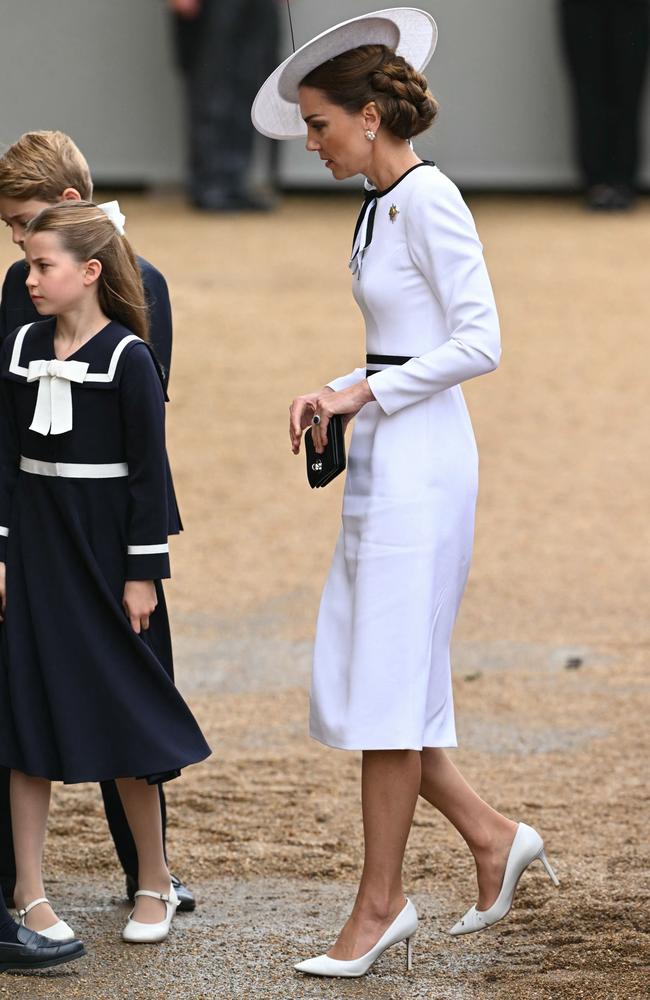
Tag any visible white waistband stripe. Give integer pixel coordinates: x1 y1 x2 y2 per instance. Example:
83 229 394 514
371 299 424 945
128 543 169 555
20 457 128 479
0 526 8 537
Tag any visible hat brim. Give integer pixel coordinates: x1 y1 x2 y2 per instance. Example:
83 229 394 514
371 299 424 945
251 7 438 140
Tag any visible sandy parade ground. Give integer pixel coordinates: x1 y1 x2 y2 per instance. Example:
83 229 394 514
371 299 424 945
1 190 649 999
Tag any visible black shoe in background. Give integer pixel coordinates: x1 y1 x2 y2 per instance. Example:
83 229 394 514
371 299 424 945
0 926 85 973
191 190 276 213
586 183 635 212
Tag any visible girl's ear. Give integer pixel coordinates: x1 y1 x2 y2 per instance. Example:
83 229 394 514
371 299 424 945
83 258 103 285
61 188 82 202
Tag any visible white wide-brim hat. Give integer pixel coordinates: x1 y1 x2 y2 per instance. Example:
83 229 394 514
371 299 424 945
252 7 438 140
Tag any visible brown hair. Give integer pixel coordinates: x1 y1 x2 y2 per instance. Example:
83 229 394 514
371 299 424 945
0 131 93 202
301 44 438 140
26 202 149 342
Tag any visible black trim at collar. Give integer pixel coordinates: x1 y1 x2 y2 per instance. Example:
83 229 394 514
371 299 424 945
372 160 436 199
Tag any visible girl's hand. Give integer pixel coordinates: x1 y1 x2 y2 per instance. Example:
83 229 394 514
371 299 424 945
123 580 157 634
310 380 375 454
0 562 5 621
289 388 333 454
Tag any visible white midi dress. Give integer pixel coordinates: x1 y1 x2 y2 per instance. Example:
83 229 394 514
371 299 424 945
310 163 501 751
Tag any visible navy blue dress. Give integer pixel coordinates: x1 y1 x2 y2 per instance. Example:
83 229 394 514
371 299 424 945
0 319 210 784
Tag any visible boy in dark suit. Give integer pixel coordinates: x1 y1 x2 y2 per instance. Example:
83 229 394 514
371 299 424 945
0 130 195 914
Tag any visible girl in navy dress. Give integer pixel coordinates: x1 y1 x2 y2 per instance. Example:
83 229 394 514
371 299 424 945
0 201 210 946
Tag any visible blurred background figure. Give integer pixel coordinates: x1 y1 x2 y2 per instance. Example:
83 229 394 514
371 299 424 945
169 0 280 211
559 0 650 211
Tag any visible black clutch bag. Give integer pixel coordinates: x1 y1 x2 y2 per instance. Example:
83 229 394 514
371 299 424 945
305 414 346 488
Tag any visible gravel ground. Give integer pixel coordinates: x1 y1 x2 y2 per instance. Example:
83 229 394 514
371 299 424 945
1 192 649 999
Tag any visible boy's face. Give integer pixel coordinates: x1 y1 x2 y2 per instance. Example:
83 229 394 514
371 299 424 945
0 195 55 250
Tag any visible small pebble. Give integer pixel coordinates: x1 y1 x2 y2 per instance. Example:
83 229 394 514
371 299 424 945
565 657 583 670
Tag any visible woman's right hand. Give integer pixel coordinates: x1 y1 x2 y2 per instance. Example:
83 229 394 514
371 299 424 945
0 562 5 621
289 388 333 454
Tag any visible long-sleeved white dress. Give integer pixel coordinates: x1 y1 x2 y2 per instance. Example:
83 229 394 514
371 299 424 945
310 163 501 751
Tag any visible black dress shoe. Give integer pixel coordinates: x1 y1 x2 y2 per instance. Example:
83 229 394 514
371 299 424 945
0 925 85 973
191 190 276 213
126 873 196 913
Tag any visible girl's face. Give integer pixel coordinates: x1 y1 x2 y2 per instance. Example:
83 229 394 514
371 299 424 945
299 86 377 181
24 230 98 314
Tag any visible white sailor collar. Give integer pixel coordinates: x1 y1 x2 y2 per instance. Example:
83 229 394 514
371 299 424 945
2 319 147 390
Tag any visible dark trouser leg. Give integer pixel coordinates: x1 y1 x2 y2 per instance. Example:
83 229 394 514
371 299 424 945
0 893 17 943
559 0 611 186
101 780 168 884
560 0 649 188
609 0 650 187
0 767 16 906
173 0 279 203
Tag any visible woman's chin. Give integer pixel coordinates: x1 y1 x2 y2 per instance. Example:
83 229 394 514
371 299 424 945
328 163 351 181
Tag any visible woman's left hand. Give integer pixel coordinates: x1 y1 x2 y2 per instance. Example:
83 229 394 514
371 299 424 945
311 379 375 454
123 580 158 634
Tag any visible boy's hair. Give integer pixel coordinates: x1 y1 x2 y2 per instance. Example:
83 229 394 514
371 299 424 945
27 202 148 343
0 131 93 202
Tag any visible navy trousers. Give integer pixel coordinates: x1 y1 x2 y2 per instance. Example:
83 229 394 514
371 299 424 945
172 0 279 203
559 0 650 188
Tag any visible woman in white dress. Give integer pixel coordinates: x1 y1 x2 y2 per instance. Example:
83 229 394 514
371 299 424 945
253 9 559 979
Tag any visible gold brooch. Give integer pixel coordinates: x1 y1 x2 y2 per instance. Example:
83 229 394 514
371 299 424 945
389 204 399 223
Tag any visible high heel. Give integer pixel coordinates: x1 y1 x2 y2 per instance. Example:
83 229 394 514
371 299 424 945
17 897 76 942
295 898 418 978
449 823 559 936
405 933 414 972
122 884 179 944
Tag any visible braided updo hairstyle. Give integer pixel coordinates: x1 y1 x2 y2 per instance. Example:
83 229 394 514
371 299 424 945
300 44 438 140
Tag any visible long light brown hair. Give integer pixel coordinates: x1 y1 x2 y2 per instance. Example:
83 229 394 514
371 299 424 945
26 201 149 342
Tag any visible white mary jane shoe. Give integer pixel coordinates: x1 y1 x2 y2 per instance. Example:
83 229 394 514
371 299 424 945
18 897 76 942
295 898 418 978
449 822 560 936
122 884 179 944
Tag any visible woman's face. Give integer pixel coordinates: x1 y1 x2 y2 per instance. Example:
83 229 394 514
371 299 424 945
299 86 375 181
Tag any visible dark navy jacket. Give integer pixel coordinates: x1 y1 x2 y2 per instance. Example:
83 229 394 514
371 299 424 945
0 255 172 390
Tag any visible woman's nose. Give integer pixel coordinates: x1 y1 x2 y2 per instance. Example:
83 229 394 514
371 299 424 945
305 136 320 152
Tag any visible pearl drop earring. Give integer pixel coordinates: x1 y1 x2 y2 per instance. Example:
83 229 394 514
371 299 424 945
365 129 376 142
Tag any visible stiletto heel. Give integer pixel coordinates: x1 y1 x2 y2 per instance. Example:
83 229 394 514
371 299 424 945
295 898 418 978
449 823 559 936
538 849 560 887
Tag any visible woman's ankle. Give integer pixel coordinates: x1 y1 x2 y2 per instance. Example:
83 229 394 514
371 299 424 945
353 888 405 923
467 815 518 859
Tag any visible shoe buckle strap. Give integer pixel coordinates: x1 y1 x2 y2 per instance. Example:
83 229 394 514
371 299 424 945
134 889 170 902
17 896 49 918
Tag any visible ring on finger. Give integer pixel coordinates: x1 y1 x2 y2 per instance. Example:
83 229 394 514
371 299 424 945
312 414 321 425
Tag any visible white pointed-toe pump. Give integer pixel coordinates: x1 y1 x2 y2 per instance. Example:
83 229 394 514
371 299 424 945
449 822 559 936
122 884 179 944
295 898 418 978
17 897 76 942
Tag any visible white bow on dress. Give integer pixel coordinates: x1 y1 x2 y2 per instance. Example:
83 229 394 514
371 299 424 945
27 359 90 436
